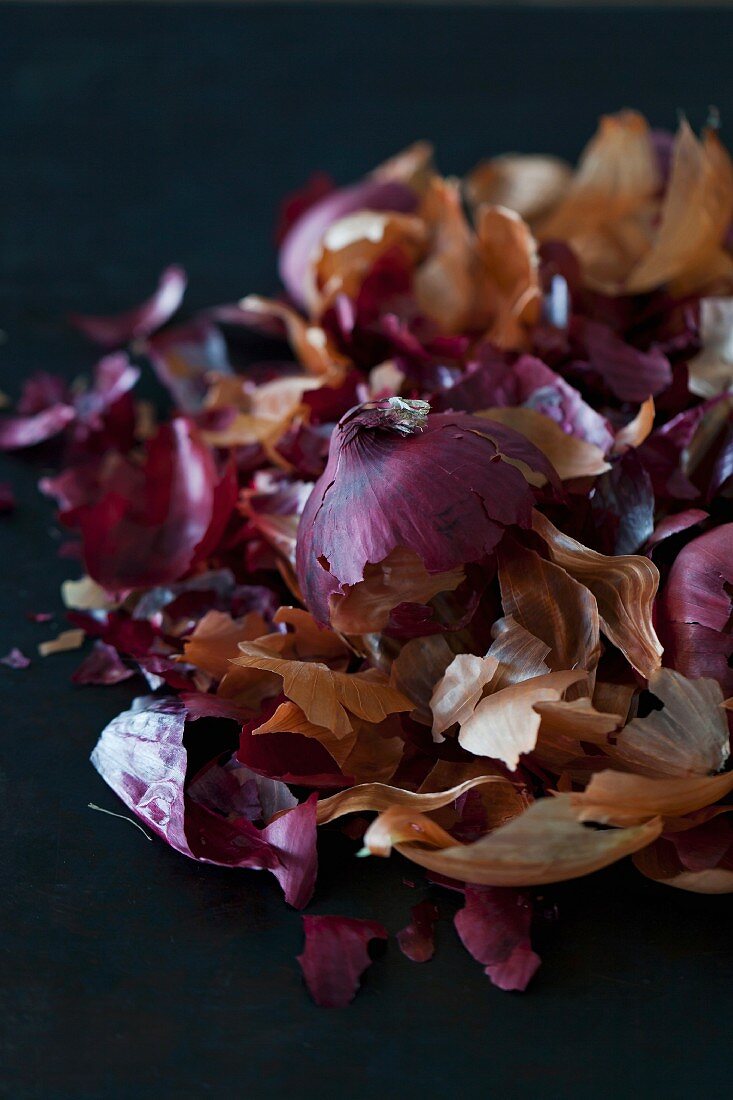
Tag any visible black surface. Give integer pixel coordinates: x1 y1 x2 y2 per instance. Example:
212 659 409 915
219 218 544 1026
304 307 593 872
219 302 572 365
2 5 733 1098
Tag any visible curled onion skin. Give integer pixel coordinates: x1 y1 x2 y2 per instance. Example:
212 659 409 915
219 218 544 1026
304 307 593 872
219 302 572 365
279 180 418 308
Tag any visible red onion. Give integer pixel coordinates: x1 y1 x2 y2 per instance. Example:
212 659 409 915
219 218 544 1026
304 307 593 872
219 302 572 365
295 399 557 627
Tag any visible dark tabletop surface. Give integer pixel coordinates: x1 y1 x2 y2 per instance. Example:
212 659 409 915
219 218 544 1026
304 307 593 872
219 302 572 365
2 5 733 1098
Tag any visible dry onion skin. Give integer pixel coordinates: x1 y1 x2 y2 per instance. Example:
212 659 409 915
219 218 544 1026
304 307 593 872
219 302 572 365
4 109 733 1004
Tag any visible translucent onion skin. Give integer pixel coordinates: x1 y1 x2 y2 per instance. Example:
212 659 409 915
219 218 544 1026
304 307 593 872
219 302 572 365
295 402 557 628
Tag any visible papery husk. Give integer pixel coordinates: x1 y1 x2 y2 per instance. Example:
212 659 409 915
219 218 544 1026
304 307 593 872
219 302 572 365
72 640 135 687
311 210 427 315
558 205 657 293
479 407 610 481
362 794 662 885
262 607 351 664
183 609 271 682
498 540 601 681
572 769 733 827
251 374 330 418
430 653 499 740
573 319 671 404
475 204 541 347
0 402 76 451
542 111 658 231
201 374 251 412
465 154 572 226
532 696 623 770
253 700 357 768
237 295 352 377
684 393 733 479
368 360 405 398
535 696 623 743
315 773 518 827
339 715 405 784
388 633 461 725
201 407 303 452
329 547 464 635
429 764 531 830
531 510 663 678
538 110 659 289
194 607 350 710
612 396 656 454
372 140 435 193
593 680 636 724
61 418 233 593
414 177 486 334
624 123 733 296
202 371 330 455
254 699 404 781
418 756 520 794
233 643 413 737
38 628 85 657
646 510 710 557
361 805 458 856
62 575 120 612
239 474 313 575
278 172 419 310
609 669 729 778
485 616 551 689
457 669 587 770
90 696 319 908
633 841 733 894
454 883 541 992
686 297 733 399
537 114 733 296
140 318 228 415
183 609 281 708
216 665 283 710
134 399 157 441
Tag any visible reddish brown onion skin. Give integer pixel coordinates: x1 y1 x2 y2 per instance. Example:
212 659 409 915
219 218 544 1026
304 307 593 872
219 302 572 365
295 403 557 627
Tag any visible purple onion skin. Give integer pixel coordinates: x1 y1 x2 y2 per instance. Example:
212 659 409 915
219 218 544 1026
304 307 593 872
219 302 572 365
295 403 557 627
278 181 418 308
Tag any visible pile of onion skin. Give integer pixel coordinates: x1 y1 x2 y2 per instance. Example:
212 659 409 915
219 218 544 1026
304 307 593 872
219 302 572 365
2 110 733 1006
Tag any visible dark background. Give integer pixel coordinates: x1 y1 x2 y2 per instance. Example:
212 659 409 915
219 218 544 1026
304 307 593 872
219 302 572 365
2 5 733 1098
